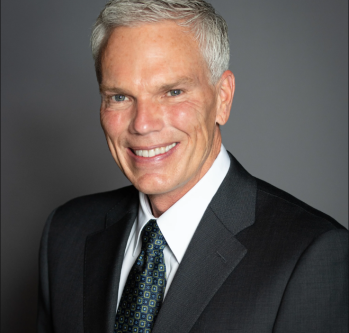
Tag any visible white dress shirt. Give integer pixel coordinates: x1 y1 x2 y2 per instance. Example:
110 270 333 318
116 144 231 310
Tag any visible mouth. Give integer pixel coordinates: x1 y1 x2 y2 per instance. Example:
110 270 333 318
131 143 177 158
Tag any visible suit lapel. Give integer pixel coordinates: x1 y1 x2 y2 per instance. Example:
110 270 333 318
153 153 257 333
152 208 247 333
83 189 138 333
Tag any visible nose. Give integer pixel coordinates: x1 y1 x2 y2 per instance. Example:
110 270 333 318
130 98 165 135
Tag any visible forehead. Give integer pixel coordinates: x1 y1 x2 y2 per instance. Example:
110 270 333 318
100 21 209 87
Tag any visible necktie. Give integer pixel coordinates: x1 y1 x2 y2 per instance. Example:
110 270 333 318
114 219 167 333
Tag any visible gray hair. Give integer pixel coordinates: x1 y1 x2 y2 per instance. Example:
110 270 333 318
91 0 230 84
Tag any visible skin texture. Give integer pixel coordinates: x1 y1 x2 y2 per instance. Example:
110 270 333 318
100 21 235 217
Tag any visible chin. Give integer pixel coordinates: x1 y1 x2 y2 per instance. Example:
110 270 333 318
132 175 177 196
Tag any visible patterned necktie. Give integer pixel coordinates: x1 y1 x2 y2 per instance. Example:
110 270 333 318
115 219 167 333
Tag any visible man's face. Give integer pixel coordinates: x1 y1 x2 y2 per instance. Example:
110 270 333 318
100 21 232 201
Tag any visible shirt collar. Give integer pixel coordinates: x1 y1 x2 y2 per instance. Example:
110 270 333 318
135 144 231 262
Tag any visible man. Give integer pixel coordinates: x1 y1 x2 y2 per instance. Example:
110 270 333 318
37 1 348 332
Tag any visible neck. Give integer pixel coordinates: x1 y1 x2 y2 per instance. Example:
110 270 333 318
148 128 222 217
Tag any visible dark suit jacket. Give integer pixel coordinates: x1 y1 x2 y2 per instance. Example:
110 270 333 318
37 153 348 333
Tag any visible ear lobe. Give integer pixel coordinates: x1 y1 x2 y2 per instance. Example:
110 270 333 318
216 70 235 126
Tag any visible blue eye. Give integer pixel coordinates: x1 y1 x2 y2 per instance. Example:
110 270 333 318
112 94 126 102
169 89 182 96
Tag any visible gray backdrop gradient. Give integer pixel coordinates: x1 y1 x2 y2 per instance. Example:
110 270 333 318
1 1 348 332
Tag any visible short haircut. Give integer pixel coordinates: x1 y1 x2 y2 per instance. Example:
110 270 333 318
91 0 230 84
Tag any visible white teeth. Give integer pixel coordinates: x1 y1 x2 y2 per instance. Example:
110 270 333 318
134 143 177 158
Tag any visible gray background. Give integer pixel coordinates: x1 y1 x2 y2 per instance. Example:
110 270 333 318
1 0 347 332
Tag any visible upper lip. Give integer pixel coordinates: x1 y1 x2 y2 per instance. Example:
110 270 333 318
129 142 177 151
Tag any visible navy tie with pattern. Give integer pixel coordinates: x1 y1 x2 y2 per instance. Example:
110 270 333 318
114 219 167 333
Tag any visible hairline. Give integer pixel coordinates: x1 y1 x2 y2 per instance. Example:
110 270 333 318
97 19 215 86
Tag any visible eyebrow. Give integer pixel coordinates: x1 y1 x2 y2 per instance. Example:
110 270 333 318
158 76 195 91
99 85 129 94
99 76 195 95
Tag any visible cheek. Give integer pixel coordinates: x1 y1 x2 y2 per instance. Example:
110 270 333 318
168 101 214 141
101 110 129 140
170 104 194 130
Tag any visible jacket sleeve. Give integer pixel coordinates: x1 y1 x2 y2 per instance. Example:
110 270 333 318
273 228 348 333
37 210 56 333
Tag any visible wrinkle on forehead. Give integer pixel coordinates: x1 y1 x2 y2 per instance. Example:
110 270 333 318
100 21 211 91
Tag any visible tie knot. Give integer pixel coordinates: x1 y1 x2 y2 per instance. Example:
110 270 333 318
141 219 167 256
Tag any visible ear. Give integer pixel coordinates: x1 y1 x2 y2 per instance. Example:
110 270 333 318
215 70 235 126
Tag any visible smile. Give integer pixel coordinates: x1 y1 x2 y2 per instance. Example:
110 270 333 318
134 143 177 158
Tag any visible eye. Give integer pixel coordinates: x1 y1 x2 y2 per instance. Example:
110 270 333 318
168 89 182 97
112 94 127 102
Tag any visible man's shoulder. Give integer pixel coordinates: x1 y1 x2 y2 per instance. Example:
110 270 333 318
47 185 138 236
255 178 344 232
56 185 137 215
233 177 347 271
225 152 345 235
244 178 347 255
